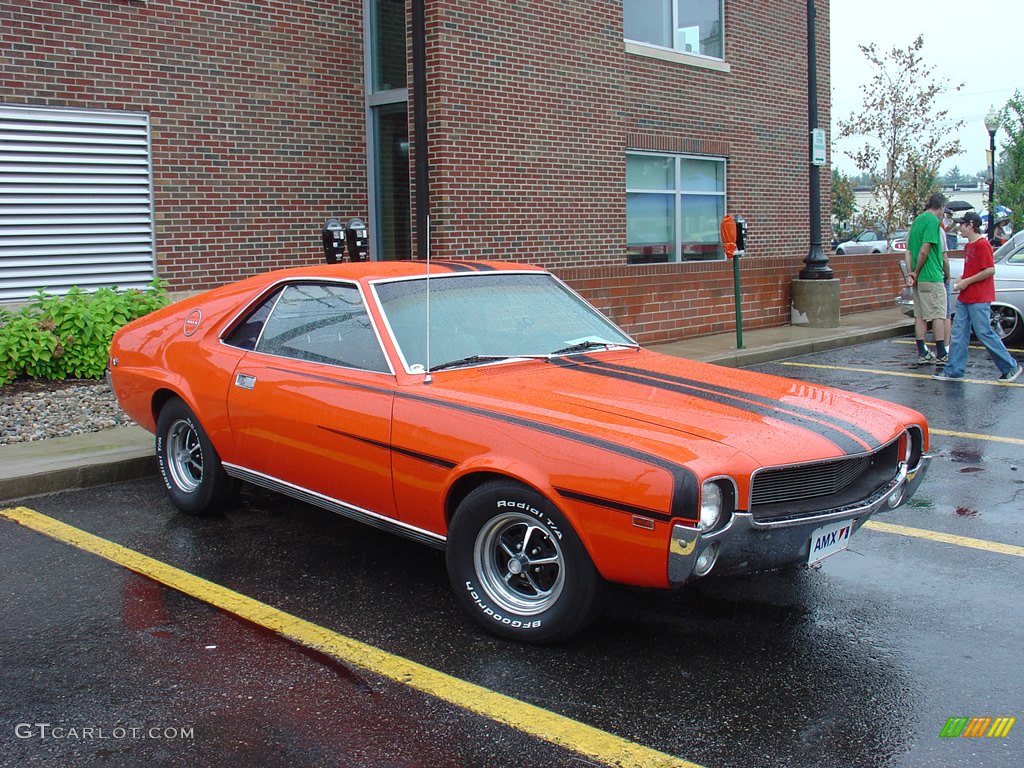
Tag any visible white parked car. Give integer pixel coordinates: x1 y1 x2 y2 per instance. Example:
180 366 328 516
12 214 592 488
836 230 891 255
895 231 1024 342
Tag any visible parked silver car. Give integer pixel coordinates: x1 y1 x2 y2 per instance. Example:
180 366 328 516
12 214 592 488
836 230 890 255
895 231 1024 342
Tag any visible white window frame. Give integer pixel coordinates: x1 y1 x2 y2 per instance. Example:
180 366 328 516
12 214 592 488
624 0 728 71
626 151 727 264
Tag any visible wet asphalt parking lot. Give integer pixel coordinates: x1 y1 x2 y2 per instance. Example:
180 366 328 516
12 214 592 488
1 337 1022 768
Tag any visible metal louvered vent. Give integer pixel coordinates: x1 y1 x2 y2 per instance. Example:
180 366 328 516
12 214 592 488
0 104 155 302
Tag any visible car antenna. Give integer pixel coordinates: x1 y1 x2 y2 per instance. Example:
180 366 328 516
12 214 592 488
423 214 432 385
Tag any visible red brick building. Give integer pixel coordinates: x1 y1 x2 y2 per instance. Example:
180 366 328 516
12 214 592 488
0 0 900 343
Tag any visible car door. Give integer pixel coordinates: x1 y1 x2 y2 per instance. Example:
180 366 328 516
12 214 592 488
994 247 1024 325
853 231 879 254
223 281 398 519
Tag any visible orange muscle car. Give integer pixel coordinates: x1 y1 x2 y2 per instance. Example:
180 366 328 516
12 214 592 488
109 261 930 642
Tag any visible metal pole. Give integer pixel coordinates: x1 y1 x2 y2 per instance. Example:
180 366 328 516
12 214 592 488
800 0 832 279
988 129 997 244
733 256 744 349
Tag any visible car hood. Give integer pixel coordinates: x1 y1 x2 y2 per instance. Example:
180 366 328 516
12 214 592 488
424 350 922 470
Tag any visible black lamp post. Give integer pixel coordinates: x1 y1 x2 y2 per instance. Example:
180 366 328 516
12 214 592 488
800 0 832 279
984 105 1000 244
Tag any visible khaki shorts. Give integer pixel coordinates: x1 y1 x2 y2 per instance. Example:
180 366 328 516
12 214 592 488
914 280 947 322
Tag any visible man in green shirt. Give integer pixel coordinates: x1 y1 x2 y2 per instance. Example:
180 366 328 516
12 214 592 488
905 193 948 365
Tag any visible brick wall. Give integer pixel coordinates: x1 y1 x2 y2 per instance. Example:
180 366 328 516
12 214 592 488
2 0 844 344
1 0 366 291
423 0 625 266
556 251 906 345
423 0 836 340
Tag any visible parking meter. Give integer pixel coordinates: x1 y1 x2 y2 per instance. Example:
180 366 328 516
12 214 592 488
734 215 747 255
322 218 345 263
720 214 747 349
345 217 369 262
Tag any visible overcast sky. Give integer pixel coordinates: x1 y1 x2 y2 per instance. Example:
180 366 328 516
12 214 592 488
830 0 1023 178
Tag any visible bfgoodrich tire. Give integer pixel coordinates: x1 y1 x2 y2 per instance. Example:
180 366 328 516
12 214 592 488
446 481 603 644
156 397 233 515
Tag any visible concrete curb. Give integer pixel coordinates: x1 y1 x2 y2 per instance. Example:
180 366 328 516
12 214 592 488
700 319 914 368
0 426 154 502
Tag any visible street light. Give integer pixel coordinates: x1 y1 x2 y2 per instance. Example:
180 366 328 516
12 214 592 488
984 105 1000 244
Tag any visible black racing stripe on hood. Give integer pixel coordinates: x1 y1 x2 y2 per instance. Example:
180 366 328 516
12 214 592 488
562 357 876 456
278 366 699 521
430 260 497 272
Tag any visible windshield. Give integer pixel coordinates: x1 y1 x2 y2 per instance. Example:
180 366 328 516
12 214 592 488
994 231 1024 263
374 272 636 371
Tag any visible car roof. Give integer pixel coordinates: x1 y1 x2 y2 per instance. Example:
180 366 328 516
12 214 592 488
244 260 552 286
247 260 547 285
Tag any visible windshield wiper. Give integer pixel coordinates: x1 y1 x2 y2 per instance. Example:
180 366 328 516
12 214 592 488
429 354 515 372
549 340 639 356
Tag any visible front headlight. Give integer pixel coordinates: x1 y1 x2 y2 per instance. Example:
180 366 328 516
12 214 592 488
698 481 722 531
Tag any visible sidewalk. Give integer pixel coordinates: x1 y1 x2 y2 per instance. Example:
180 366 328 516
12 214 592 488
0 307 913 503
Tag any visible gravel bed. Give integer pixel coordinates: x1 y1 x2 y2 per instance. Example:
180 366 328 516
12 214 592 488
0 379 136 446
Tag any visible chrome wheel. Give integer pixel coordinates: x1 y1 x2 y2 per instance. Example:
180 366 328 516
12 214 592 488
166 417 203 493
473 511 565 616
990 305 1022 342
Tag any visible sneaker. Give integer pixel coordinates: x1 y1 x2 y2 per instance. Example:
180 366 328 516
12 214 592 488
934 354 949 365
916 352 937 366
931 372 963 381
998 364 1022 382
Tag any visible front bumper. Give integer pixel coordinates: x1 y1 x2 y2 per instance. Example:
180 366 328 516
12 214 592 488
668 454 931 584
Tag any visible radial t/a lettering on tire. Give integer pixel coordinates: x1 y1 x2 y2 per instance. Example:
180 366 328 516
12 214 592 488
155 397 233 515
446 480 603 643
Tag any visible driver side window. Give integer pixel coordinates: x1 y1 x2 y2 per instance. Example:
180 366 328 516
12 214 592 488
229 282 389 373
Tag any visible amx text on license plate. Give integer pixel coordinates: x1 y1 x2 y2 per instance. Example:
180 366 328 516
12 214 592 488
809 519 854 564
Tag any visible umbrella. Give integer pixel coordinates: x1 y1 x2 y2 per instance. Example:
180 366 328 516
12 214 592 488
945 200 974 212
980 205 1013 222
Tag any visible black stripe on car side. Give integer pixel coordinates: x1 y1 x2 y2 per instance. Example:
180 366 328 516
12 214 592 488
277 367 699 522
318 426 458 469
555 357 874 455
321 426 667 519
554 488 673 523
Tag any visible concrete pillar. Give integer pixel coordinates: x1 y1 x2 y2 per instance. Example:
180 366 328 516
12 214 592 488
791 278 840 328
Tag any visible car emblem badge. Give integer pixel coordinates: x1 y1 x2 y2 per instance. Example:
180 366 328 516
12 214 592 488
183 309 203 337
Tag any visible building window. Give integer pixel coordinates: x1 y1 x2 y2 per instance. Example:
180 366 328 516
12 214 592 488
624 0 724 59
0 104 155 302
365 0 411 260
626 152 726 264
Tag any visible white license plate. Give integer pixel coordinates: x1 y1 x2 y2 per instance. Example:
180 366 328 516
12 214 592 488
808 519 855 565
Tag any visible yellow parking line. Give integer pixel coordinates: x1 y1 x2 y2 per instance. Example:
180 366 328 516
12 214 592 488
890 339 1024 354
863 520 1024 558
780 361 1024 386
930 428 1024 446
0 506 699 768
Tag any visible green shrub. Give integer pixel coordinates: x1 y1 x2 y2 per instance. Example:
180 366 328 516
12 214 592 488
0 280 169 385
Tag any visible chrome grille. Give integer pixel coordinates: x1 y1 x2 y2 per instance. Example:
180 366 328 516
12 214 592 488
749 440 901 523
752 455 870 505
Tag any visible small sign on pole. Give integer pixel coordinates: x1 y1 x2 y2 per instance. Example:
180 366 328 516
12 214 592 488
810 128 827 166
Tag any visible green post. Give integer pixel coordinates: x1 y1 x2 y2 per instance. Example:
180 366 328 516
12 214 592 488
732 255 744 349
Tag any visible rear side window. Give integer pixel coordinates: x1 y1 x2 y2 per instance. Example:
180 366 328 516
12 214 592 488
248 283 389 373
223 287 283 351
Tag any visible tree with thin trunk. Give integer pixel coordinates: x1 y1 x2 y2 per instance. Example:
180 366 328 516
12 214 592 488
838 36 963 235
